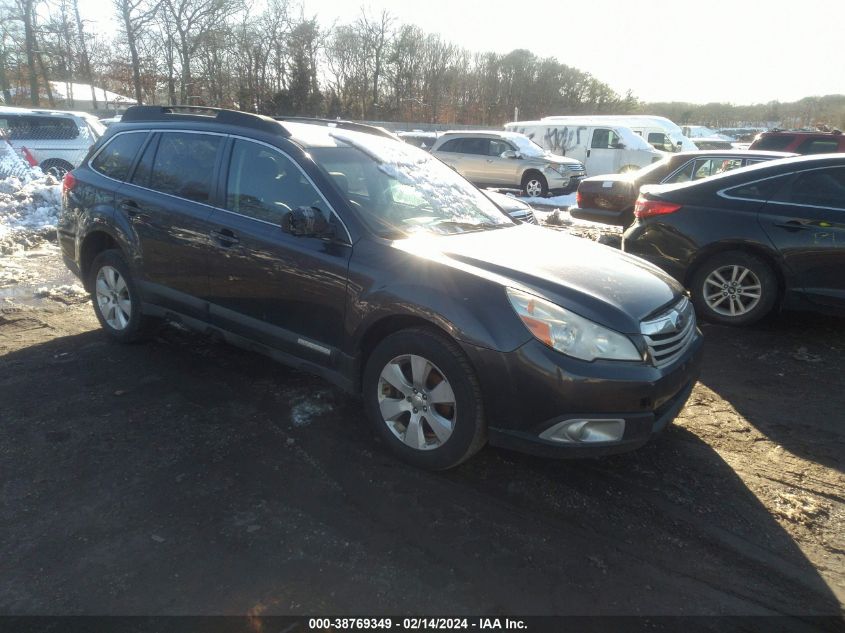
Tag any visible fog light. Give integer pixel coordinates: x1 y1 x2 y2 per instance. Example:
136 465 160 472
539 418 625 443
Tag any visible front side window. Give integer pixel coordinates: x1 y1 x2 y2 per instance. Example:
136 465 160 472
149 132 221 203
225 139 325 223
591 128 619 149
488 139 513 156
91 132 147 181
775 167 845 210
311 135 514 237
692 158 744 179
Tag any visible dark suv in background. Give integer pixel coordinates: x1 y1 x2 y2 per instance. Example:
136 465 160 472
749 129 845 154
59 106 702 469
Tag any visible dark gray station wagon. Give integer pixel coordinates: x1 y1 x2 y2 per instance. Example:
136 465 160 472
59 106 702 469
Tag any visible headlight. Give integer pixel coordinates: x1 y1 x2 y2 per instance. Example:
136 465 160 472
547 164 567 176
506 288 642 361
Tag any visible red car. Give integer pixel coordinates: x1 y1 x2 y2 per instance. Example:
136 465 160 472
749 129 845 154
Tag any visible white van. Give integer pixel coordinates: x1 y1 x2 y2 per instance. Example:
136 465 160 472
505 118 662 176
542 115 697 153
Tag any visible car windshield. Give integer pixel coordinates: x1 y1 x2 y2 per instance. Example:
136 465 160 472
310 134 515 237
508 134 546 157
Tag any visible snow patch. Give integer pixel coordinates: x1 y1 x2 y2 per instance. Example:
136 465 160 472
0 172 63 253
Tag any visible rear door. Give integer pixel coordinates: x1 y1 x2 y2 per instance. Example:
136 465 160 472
115 130 224 317
205 137 352 363
432 137 466 174
759 166 845 308
586 128 621 174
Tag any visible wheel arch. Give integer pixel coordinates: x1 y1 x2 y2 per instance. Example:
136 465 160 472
520 168 545 186
684 241 787 303
79 230 124 291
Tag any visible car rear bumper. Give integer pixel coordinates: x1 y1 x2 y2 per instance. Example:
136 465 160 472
461 333 703 458
570 205 629 226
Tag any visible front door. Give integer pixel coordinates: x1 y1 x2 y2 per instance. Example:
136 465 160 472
586 128 621 175
206 138 352 363
482 138 521 186
759 166 845 309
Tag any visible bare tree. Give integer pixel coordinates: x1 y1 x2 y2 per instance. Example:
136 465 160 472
114 0 159 104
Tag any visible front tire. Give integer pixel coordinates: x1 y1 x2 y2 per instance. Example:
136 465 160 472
40 159 74 179
690 251 778 326
363 328 487 470
522 172 548 198
89 249 157 342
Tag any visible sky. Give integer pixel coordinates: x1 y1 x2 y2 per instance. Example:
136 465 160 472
78 0 845 105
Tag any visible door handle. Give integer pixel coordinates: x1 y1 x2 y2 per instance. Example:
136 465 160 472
774 220 810 231
586 149 591 158
211 228 240 247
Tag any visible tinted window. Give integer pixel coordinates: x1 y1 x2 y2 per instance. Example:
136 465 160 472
5 116 79 140
776 167 845 209
459 138 489 155
437 138 462 152
130 133 159 187
753 135 794 151
692 157 744 179
591 128 619 149
724 175 789 201
226 139 325 223
663 160 696 184
797 139 840 155
150 132 221 203
91 132 146 181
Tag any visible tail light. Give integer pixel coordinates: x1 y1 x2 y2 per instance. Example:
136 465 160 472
634 196 682 219
62 170 76 192
575 190 583 207
21 146 38 167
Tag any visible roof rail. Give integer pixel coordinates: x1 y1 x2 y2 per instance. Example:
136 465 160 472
273 116 399 141
121 105 289 137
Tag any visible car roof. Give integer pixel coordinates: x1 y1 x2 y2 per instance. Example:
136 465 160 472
0 105 88 119
438 130 526 139
759 129 843 137
670 150 796 159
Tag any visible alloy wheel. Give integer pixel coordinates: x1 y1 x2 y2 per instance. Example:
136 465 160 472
703 264 762 317
95 265 132 330
525 179 543 197
377 354 456 451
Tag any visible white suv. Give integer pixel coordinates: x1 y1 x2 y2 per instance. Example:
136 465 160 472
431 130 585 197
0 106 106 177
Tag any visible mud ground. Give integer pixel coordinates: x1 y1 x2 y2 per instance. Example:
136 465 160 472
1 244 843 627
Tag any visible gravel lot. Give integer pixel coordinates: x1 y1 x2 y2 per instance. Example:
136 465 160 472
1 234 843 624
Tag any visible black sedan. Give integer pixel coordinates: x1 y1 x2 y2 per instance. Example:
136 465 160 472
623 154 845 326
571 150 794 228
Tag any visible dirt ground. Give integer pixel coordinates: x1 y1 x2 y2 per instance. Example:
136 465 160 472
1 243 843 625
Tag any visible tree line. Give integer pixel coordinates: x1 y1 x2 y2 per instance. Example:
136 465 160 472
1 0 842 130
0 0 639 123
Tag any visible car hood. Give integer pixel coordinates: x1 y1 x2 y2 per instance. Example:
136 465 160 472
396 225 683 334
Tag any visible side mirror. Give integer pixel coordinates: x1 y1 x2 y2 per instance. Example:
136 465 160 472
611 142 626 150
282 206 335 238
500 150 519 159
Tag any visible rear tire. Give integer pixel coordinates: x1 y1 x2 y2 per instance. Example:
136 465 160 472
690 251 778 326
363 328 487 470
89 249 157 342
40 159 74 179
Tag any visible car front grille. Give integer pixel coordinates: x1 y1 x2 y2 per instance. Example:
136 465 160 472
566 162 585 173
511 210 537 224
640 297 697 368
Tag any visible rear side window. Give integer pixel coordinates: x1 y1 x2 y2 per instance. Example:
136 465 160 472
753 135 794 151
90 132 146 181
797 139 840 155
775 167 845 209
723 175 789 201
437 138 462 152
149 132 221 203
459 138 489 155
5 116 79 140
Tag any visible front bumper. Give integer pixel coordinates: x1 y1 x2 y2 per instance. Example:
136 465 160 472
461 332 703 458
